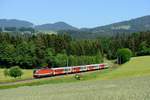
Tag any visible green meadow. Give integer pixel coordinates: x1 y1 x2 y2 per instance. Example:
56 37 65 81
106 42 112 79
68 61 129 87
0 56 150 100
0 56 150 89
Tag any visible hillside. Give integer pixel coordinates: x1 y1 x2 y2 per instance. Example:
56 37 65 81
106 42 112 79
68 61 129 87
35 22 78 31
1 15 150 38
0 19 78 32
97 56 150 79
0 19 33 28
59 15 150 38
89 15 150 36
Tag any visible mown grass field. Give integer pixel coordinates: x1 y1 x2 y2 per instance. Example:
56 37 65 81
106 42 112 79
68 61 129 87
0 75 150 100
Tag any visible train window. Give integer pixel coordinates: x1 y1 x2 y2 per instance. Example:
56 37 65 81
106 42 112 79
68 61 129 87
64 68 70 72
81 67 86 69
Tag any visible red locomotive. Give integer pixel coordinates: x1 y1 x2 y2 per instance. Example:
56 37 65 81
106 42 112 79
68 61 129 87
33 63 109 78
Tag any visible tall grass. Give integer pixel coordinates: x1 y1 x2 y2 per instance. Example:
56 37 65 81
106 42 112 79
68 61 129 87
0 75 150 100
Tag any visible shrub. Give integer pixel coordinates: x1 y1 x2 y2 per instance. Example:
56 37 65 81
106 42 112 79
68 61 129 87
9 66 23 78
137 41 150 56
74 74 81 80
3 69 9 77
117 48 132 64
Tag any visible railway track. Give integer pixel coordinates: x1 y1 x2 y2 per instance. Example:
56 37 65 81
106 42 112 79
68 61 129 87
0 69 103 86
0 78 35 85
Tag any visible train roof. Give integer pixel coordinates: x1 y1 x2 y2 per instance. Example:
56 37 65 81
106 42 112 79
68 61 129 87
51 63 104 70
34 63 108 70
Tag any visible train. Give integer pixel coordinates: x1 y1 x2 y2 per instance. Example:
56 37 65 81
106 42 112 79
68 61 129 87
33 63 109 78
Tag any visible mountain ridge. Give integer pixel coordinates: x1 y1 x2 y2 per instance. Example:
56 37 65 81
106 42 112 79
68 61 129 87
90 15 150 34
35 21 78 31
0 15 150 38
0 19 34 28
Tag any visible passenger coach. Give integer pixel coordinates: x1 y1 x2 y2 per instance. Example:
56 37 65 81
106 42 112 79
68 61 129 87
33 63 109 78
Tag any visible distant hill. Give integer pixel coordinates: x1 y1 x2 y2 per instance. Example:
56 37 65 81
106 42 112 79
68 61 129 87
58 15 150 38
89 15 150 35
35 22 78 31
1 15 150 38
0 19 78 32
0 19 33 28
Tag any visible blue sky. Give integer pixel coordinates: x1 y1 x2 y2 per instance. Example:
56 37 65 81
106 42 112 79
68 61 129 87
0 0 150 28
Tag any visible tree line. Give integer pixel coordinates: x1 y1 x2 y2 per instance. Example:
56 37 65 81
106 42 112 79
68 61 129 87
101 32 150 59
0 27 35 33
0 32 103 69
0 31 150 69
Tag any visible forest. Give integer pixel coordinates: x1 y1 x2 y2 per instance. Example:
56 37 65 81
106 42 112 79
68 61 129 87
0 31 150 69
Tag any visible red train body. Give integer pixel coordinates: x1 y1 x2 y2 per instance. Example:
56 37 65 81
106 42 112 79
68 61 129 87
33 63 109 78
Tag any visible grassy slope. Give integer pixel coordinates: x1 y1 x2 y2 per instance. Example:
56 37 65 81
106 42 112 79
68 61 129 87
0 56 150 89
96 56 150 80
